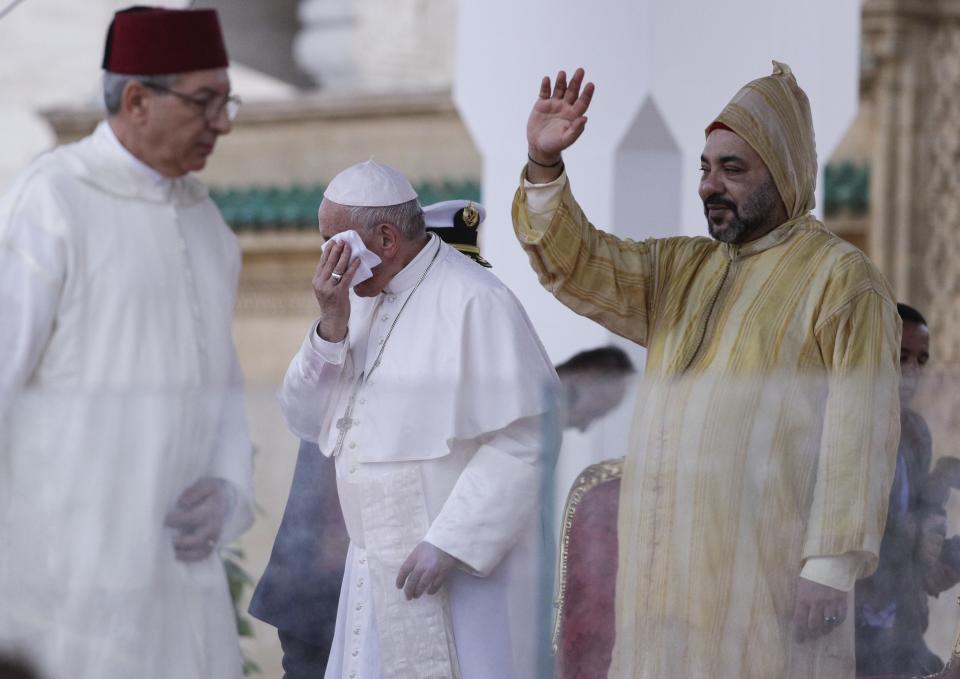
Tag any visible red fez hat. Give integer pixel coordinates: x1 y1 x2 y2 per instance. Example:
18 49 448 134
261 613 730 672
102 6 229 75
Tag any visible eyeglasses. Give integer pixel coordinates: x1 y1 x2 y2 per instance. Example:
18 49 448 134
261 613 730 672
143 82 242 122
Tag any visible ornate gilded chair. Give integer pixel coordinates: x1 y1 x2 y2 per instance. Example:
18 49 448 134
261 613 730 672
930 635 960 678
552 458 623 679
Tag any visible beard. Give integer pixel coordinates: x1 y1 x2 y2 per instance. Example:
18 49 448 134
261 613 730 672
704 177 782 244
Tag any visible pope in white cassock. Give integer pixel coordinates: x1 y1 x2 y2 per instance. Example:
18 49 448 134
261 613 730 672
278 160 558 679
0 7 254 679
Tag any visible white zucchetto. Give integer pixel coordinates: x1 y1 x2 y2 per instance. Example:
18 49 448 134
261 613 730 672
323 159 419 207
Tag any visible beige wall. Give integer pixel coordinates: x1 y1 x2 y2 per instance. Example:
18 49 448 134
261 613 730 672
45 90 482 187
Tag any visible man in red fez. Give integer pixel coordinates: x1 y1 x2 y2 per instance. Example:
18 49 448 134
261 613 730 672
0 7 254 679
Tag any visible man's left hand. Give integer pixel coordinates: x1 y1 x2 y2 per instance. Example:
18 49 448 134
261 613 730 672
164 477 232 562
396 542 458 600
792 577 847 643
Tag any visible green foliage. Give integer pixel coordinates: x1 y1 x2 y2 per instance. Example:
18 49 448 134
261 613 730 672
222 546 261 676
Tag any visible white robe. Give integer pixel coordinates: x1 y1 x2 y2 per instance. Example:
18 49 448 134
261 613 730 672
279 235 558 679
0 121 255 679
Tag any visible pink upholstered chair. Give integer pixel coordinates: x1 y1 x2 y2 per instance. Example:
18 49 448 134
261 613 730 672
553 458 623 679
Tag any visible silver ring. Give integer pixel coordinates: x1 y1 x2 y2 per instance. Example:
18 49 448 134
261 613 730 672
824 616 839 625
331 271 343 282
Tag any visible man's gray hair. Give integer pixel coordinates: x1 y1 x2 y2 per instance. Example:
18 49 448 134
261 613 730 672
339 199 425 239
102 71 178 115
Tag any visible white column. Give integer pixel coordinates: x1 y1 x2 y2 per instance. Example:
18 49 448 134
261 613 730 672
296 0 456 92
294 0 360 89
353 0 455 91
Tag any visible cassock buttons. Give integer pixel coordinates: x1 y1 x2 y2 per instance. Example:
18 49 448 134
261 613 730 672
352 649 359 657
381 315 389 322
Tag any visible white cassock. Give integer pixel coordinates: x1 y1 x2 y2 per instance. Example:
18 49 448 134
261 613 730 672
0 121 255 679
279 233 559 679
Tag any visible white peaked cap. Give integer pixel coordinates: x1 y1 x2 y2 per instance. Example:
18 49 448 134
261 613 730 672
422 200 486 228
323 159 419 207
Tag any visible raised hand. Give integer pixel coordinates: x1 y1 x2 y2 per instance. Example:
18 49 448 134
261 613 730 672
312 239 361 343
526 67 595 182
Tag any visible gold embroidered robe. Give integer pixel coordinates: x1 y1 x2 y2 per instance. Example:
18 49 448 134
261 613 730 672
514 178 900 678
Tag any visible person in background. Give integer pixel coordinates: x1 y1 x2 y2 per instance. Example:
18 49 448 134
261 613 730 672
0 7 254 679
248 440 348 679
856 303 960 677
556 346 635 433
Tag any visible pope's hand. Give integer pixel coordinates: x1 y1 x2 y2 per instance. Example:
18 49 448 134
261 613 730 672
395 542 458 600
526 67 594 182
313 239 361 343
164 477 233 562
792 576 847 643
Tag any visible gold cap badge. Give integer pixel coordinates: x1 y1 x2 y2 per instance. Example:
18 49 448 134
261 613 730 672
462 202 480 228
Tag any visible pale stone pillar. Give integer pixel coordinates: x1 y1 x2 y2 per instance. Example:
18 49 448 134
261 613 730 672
865 0 960 367
294 0 360 89
863 0 960 657
353 0 455 91
295 0 455 91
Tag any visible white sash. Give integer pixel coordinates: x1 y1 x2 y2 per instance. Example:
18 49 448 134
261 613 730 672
360 466 461 679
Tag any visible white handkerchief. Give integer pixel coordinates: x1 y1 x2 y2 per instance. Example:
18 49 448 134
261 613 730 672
321 230 382 287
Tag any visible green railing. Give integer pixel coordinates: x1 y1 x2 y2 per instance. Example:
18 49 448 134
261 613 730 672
824 161 869 217
210 180 482 232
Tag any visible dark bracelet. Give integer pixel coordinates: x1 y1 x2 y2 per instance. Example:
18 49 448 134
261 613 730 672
527 153 563 168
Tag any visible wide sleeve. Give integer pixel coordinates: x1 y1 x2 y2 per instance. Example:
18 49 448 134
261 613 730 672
802 282 901 578
277 321 355 445
421 275 559 575
0 171 68 426
424 415 543 576
513 169 661 347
